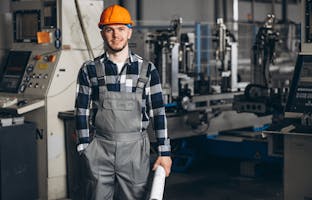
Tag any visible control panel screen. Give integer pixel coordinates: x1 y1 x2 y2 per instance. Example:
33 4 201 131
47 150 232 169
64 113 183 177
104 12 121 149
0 51 31 93
14 10 40 43
286 55 312 113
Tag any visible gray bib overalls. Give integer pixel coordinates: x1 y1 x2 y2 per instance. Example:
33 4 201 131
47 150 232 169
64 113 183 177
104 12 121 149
82 58 150 200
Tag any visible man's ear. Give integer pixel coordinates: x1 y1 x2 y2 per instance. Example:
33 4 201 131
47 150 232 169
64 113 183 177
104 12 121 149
128 28 133 40
100 30 105 40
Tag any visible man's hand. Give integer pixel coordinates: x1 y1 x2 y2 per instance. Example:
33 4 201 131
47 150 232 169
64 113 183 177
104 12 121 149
152 156 172 177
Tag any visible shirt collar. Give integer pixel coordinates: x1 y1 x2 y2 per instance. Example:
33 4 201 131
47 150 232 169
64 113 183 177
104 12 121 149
103 51 137 65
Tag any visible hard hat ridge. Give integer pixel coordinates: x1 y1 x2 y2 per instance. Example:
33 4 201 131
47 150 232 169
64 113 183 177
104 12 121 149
98 4 134 29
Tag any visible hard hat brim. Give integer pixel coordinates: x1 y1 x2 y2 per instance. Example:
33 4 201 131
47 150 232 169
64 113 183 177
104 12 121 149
98 22 134 29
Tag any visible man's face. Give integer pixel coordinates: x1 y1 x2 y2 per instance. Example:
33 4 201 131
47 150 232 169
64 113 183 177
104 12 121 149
101 24 132 53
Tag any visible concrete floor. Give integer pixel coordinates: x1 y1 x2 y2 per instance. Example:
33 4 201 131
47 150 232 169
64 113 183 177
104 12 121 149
163 156 283 200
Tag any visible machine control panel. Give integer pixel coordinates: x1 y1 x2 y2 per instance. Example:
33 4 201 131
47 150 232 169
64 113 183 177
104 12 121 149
286 54 312 114
21 52 58 95
0 50 59 97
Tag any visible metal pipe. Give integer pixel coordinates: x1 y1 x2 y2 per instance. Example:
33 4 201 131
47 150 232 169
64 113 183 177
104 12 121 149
136 0 142 24
195 22 201 80
251 0 255 23
214 0 219 23
171 43 179 98
282 0 288 23
232 0 238 91
271 0 275 15
233 0 238 33
223 0 227 23
206 25 210 78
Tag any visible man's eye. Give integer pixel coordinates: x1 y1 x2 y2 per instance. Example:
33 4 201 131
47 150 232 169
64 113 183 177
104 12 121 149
104 28 113 33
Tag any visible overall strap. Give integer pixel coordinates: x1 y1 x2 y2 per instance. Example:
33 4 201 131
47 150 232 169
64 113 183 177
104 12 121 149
136 60 149 93
94 57 107 103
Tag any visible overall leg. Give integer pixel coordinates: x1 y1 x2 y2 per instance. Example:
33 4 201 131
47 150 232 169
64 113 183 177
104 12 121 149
83 137 117 200
115 134 150 200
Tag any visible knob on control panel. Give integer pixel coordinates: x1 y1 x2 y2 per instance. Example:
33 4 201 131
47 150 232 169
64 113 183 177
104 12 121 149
18 83 27 93
26 64 34 74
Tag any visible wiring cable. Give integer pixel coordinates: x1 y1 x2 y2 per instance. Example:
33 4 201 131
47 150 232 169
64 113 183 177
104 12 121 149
74 0 95 60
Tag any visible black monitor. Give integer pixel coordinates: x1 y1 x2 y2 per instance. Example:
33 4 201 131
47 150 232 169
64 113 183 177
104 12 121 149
285 54 312 113
0 50 31 93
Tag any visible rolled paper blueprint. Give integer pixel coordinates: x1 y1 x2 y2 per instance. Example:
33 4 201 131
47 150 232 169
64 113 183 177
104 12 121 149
150 165 166 200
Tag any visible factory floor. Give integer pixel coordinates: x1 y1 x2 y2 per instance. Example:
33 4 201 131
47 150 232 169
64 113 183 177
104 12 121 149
163 156 283 200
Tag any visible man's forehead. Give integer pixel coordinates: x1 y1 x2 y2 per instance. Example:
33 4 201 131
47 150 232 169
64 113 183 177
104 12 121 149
103 24 128 29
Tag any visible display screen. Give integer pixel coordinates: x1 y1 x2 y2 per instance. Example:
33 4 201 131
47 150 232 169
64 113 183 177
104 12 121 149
14 10 40 43
286 55 312 113
0 51 31 93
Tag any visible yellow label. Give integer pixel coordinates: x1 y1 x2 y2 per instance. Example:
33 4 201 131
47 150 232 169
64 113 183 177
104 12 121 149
38 63 49 69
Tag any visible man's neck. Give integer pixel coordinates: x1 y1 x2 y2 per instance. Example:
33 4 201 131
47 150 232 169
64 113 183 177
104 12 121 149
107 46 129 63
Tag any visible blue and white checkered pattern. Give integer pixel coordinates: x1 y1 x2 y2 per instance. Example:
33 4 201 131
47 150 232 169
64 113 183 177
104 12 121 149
75 52 170 156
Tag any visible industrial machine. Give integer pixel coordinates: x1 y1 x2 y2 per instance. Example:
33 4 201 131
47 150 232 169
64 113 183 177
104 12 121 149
251 14 279 88
138 18 271 141
265 53 312 200
233 14 288 118
213 18 240 93
263 1 312 199
0 0 103 199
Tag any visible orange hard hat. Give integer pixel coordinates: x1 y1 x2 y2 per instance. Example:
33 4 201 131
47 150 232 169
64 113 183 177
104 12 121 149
98 4 134 29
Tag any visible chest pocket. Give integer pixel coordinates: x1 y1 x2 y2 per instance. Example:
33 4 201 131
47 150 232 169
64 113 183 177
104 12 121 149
103 99 135 111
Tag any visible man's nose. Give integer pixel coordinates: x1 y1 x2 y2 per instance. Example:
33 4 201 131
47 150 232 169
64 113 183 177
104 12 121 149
112 30 119 38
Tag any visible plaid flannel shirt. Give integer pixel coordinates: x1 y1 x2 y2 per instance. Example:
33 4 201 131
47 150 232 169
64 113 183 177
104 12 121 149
75 52 171 156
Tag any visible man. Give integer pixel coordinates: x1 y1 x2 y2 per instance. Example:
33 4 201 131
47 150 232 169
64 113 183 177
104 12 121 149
75 4 172 200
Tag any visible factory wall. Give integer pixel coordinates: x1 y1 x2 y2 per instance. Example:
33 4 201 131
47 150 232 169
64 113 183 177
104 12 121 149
238 1 300 23
141 0 215 23
104 0 215 24
104 0 300 24
0 0 9 12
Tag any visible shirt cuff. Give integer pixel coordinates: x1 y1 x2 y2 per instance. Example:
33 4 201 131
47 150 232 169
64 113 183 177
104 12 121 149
77 143 89 153
158 138 171 156
159 150 171 157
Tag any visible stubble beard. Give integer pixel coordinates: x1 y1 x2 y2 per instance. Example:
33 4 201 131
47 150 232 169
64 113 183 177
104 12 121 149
106 41 128 53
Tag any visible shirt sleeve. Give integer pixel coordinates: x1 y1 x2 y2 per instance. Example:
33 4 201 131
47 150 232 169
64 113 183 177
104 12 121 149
146 62 171 156
75 62 93 145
